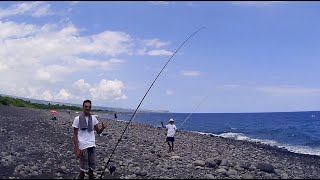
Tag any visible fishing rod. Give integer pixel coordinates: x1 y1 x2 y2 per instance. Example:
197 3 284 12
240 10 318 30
99 27 205 179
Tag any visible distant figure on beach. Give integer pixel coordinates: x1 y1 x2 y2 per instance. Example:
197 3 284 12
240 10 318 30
72 100 106 179
161 118 177 153
114 113 117 120
50 108 57 120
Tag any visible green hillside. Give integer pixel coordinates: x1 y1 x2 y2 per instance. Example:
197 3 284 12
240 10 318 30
0 95 108 112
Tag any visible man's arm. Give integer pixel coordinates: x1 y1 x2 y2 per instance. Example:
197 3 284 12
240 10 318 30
73 127 80 159
94 122 106 135
160 121 166 128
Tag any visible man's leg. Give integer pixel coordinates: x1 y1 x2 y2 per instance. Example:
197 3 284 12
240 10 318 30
88 169 94 179
79 149 89 179
171 142 174 152
88 147 96 179
79 171 85 179
166 137 171 152
167 141 172 152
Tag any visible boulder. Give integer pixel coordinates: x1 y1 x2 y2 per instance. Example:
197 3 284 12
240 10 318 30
256 163 275 173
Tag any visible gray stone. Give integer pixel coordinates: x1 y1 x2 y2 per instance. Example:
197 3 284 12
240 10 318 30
265 173 273 179
241 173 254 179
256 163 275 173
194 160 206 167
216 168 227 174
205 158 217 168
220 159 228 166
171 155 181 160
281 173 289 179
240 162 251 169
31 166 38 171
226 169 237 176
204 174 216 179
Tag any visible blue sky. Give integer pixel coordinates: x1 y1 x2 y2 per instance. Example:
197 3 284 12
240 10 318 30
1 1 320 113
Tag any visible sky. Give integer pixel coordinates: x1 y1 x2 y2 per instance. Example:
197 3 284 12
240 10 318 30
1 1 320 113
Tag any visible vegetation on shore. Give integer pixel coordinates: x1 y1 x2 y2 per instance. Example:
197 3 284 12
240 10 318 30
0 95 112 112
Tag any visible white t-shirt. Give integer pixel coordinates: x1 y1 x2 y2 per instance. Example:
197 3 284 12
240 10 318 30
166 124 177 137
72 115 99 150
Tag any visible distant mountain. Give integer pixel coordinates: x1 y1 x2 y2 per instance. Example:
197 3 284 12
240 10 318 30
0 93 170 113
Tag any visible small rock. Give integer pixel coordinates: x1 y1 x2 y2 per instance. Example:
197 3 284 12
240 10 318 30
171 155 181 160
281 173 289 179
226 169 237 176
204 174 216 179
265 173 273 179
205 158 217 168
31 166 38 171
193 160 206 167
242 173 254 179
220 159 228 166
216 168 227 174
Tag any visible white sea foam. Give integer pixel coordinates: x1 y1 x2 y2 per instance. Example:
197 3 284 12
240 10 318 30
116 119 129 122
194 131 320 156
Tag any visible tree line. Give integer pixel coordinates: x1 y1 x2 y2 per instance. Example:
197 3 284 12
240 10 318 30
0 95 112 113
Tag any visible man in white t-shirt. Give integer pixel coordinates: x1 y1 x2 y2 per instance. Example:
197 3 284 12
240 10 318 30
72 100 106 179
161 118 177 153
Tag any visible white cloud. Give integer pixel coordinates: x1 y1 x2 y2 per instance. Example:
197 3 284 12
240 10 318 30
42 90 53 101
35 65 73 83
231 1 286 6
56 89 73 101
256 85 320 95
180 70 201 77
166 90 173 95
144 38 170 48
0 21 37 39
73 79 91 94
69 1 80 5
89 31 134 56
148 1 175 5
0 2 52 19
89 79 127 100
217 84 241 90
0 16 172 104
0 62 8 71
147 49 173 56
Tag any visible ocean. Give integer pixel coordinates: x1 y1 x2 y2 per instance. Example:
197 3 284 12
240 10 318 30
103 111 320 156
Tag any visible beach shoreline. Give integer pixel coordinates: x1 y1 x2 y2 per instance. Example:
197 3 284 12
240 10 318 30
1 105 320 179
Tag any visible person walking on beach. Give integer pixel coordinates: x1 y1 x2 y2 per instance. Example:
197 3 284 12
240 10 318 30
72 100 106 179
114 113 117 121
161 118 177 153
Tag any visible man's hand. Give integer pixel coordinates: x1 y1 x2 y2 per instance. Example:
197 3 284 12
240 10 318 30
95 121 106 134
101 122 106 129
75 147 80 159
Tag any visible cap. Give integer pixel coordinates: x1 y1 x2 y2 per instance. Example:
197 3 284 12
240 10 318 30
169 118 174 122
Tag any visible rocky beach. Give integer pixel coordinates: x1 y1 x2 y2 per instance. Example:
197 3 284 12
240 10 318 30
1 105 320 179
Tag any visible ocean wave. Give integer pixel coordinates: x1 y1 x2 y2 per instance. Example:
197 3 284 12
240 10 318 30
193 131 320 156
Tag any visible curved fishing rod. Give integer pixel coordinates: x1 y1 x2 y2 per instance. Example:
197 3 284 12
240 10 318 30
99 26 205 179
177 94 209 129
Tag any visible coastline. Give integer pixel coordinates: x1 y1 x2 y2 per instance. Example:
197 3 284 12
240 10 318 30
1 105 320 179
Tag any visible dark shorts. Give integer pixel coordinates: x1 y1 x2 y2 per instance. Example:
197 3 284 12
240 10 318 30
166 137 174 142
79 147 96 172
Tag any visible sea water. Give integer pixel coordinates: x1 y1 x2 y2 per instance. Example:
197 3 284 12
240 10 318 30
104 111 320 156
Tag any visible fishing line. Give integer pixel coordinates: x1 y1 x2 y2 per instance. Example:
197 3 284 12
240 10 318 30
161 93 209 146
99 27 205 178
177 93 209 129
